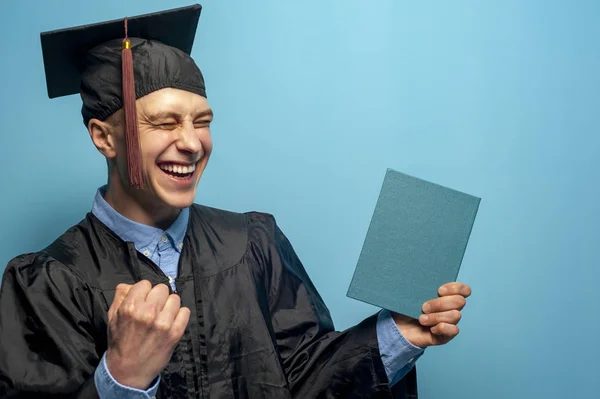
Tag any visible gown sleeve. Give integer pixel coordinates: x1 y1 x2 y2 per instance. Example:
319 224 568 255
249 213 419 399
0 253 106 399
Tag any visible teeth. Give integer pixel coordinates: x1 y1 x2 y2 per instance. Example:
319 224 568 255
159 163 196 174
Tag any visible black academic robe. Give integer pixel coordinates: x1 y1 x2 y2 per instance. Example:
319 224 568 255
0 204 418 398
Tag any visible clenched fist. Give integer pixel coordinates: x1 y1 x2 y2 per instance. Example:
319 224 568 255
105 280 191 389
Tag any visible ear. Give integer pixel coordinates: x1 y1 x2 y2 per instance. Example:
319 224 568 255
88 118 118 159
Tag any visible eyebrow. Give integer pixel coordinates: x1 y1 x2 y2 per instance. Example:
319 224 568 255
146 108 214 121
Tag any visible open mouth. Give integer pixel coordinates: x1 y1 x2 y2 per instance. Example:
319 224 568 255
158 163 196 180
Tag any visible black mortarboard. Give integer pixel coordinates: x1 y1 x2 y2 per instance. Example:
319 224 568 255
40 4 206 189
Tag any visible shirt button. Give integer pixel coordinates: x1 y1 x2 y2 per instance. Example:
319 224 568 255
161 235 168 243
143 250 150 257
178 243 183 250
408 357 414 363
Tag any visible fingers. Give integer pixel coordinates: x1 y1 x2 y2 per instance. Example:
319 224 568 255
430 322 459 337
423 295 466 314
170 307 191 341
109 281 186 346
148 294 188 348
115 280 153 320
439 282 471 298
154 294 182 331
108 283 133 322
145 283 170 312
123 280 153 303
418 309 461 327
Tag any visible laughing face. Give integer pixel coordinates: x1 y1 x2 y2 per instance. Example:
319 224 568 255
89 87 213 225
135 88 213 208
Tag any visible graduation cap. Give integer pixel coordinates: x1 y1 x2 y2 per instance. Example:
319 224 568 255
40 4 207 189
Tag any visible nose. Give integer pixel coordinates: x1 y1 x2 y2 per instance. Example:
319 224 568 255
175 122 203 155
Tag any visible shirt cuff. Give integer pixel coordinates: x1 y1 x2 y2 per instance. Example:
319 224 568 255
376 309 425 386
94 352 160 399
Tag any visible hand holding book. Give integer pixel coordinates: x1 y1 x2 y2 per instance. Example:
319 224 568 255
392 282 472 348
347 169 480 348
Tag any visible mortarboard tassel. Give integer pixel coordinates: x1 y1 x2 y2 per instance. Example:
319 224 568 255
121 18 144 189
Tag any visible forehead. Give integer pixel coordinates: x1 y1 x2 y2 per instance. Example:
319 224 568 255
137 88 211 116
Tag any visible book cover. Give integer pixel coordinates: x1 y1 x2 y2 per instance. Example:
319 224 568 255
347 169 480 319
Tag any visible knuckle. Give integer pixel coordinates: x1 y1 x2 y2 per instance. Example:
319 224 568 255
119 303 137 318
155 322 172 333
424 300 437 313
445 283 458 293
427 313 438 324
440 323 453 336
136 310 156 325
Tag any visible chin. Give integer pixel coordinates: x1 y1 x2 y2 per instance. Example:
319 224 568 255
157 192 197 209
149 168 202 210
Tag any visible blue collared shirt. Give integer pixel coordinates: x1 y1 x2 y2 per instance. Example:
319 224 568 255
91 187 424 398
91 186 188 290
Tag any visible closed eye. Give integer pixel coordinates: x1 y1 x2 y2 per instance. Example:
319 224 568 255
194 119 212 128
155 122 179 130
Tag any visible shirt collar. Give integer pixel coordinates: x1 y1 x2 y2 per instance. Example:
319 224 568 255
91 186 189 254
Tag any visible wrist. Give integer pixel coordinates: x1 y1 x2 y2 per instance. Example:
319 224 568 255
105 351 154 390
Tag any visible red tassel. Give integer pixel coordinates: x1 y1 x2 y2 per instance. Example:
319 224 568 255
121 18 144 189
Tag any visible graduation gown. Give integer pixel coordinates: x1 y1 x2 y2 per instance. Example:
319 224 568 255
0 204 418 398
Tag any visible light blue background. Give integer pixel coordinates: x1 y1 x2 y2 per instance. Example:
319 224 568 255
1 1 598 398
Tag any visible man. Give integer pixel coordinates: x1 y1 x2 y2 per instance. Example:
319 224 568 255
0 5 471 399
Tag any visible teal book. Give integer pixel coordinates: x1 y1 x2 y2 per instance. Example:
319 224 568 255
347 169 480 319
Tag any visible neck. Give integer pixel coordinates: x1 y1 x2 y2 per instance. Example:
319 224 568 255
104 179 180 230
